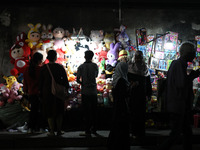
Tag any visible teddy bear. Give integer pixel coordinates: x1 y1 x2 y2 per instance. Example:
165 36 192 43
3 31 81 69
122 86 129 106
41 24 54 52
25 23 43 54
9 32 31 76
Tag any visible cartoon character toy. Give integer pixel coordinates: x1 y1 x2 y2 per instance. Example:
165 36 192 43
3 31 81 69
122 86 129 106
25 23 42 54
53 27 67 64
9 32 31 76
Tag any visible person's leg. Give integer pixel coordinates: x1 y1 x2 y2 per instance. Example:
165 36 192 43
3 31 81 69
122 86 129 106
157 113 183 150
28 95 38 132
182 111 193 150
81 94 91 135
91 94 98 133
47 117 55 136
56 113 63 136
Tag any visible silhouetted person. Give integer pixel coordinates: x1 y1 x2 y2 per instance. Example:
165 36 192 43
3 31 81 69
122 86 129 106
40 50 69 136
23 52 44 133
77 50 99 136
127 50 152 140
107 61 130 150
157 41 200 150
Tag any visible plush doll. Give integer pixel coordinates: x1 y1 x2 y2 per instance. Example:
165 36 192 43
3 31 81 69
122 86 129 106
89 30 104 53
3 81 23 104
103 33 115 51
0 83 6 94
117 25 130 51
3 75 17 90
104 78 113 102
53 27 67 64
106 42 120 67
25 23 42 54
10 32 31 76
40 24 54 52
97 78 106 92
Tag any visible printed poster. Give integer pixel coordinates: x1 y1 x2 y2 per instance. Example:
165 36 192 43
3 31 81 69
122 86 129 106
163 31 178 51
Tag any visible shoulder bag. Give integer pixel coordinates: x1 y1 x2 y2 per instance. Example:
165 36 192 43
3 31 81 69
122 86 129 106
46 64 68 101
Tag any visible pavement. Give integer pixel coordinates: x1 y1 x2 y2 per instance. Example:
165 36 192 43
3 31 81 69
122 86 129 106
1 128 200 150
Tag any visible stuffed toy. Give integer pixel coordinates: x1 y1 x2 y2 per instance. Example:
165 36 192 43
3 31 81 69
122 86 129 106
89 30 104 53
104 78 113 102
103 33 115 51
0 83 6 94
9 32 31 76
3 75 17 90
106 41 120 78
106 42 120 67
3 81 23 104
40 24 54 52
118 50 128 62
53 27 67 64
25 23 42 54
117 25 130 51
97 78 106 92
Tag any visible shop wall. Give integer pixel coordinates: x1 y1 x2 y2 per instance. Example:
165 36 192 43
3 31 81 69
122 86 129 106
0 4 200 79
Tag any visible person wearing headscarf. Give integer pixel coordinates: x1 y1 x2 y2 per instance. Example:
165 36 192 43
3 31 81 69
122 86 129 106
127 50 152 141
107 61 130 150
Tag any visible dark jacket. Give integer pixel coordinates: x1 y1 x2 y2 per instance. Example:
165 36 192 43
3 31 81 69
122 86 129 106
166 58 199 114
39 63 69 117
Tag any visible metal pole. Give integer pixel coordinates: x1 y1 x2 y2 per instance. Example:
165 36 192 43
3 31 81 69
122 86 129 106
119 0 122 25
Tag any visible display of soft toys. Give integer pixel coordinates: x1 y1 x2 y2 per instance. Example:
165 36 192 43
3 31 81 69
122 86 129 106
25 23 43 53
9 32 31 76
89 30 104 52
53 27 67 64
3 81 23 104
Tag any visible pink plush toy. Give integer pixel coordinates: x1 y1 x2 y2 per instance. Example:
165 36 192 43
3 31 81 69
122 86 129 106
53 27 67 64
3 81 23 104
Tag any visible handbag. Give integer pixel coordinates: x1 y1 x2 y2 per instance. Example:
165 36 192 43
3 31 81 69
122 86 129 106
46 64 68 101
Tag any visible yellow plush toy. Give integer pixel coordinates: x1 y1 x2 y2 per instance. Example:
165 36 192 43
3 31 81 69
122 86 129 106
25 23 43 54
3 75 17 90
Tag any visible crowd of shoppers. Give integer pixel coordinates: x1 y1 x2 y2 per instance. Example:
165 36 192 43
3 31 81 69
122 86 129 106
21 41 199 150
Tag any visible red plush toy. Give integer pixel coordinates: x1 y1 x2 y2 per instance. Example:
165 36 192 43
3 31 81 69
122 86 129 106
9 32 31 76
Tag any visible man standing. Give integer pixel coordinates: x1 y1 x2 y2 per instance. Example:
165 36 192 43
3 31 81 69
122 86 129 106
77 50 99 136
158 42 200 150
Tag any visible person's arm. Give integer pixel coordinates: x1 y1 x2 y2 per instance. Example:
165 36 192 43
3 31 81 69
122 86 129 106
76 65 82 84
60 65 69 89
95 64 99 78
173 61 187 88
23 69 28 94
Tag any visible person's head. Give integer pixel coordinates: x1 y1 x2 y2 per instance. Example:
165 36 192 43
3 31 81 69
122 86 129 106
134 50 143 63
179 41 196 62
31 52 43 66
84 50 94 62
29 52 43 78
47 50 57 62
